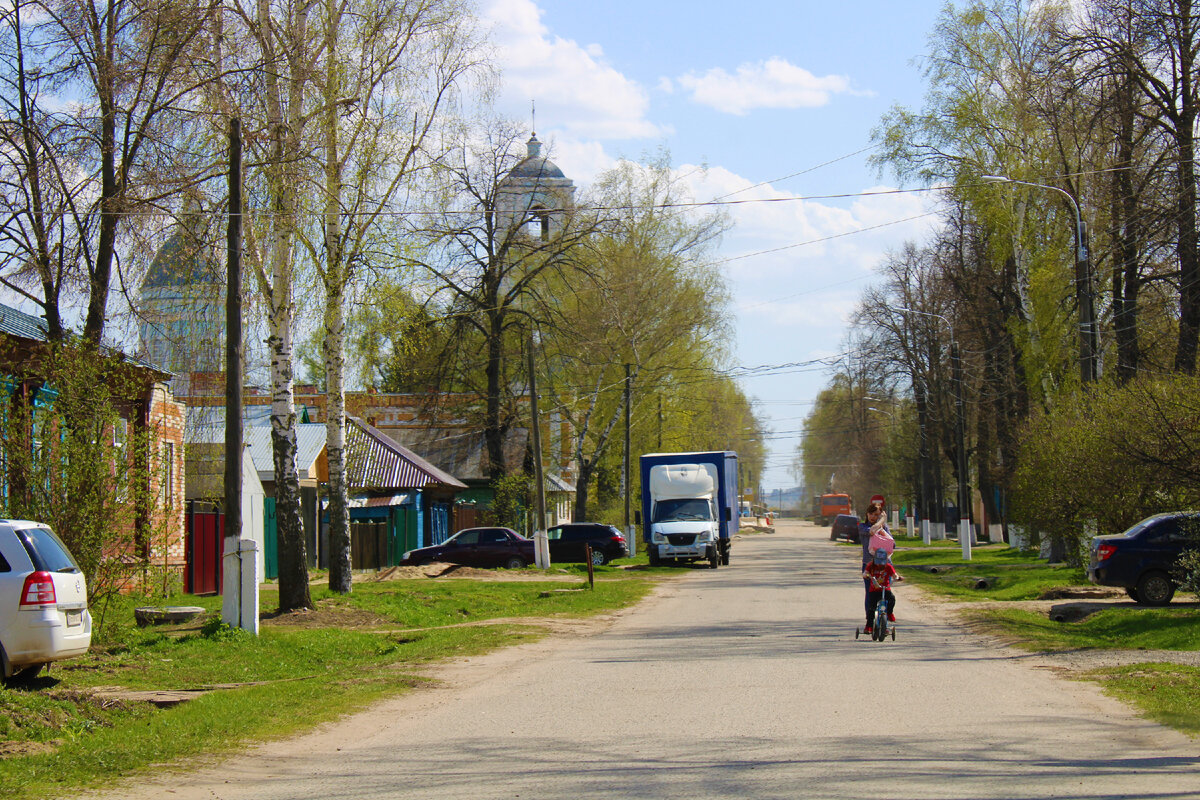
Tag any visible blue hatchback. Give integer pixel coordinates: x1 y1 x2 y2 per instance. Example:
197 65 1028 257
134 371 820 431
1088 513 1200 606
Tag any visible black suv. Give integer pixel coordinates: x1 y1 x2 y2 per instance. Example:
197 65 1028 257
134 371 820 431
830 514 861 543
1088 512 1200 605
547 523 628 566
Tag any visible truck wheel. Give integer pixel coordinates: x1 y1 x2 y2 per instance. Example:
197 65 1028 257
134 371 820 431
709 547 719 569
648 551 661 567
721 549 730 566
1135 571 1175 606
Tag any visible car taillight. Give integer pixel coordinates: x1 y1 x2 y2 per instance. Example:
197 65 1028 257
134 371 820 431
1097 543 1118 561
20 571 57 608
611 534 625 542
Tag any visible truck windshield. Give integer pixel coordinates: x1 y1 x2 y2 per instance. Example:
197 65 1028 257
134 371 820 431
653 498 714 523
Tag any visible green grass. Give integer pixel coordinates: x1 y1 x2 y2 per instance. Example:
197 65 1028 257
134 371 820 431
887 543 1089 601
961 606 1200 651
1091 665 1200 737
0 569 661 799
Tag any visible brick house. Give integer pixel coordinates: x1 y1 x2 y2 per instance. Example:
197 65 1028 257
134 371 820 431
0 302 186 590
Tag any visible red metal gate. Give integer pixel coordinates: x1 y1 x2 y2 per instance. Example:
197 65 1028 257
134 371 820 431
186 505 223 595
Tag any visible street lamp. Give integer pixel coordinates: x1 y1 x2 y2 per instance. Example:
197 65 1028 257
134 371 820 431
981 175 1099 383
891 305 971 559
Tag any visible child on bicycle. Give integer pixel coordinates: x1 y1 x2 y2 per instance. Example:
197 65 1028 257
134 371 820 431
862 548 903 634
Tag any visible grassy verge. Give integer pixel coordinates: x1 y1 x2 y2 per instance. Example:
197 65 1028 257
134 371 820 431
0 565 662 799
958 606 1200 651
1091 664 1200 737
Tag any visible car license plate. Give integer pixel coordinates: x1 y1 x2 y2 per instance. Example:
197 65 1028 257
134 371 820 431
65 610 82 627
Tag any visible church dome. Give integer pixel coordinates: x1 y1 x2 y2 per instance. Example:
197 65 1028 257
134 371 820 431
503 134 566 181
142 229 221 291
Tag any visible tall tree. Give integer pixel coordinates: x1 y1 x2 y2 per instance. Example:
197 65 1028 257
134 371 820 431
409 120 597 483
540 155 730 520
309 0 487 595
0 0 216 344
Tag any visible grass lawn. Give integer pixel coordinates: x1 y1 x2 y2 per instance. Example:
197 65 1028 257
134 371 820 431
0 565 663 800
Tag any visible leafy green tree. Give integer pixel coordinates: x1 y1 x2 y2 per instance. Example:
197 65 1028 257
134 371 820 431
538 154 732 520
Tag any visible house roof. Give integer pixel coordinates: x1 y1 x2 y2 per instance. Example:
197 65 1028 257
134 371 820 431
185 410 467 492
0 304 48 341
0 301 169 377
379 425 528 482
546 473 575 493
345 417 466 491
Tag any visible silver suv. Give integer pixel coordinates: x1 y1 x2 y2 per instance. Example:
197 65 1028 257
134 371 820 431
0 520 92 681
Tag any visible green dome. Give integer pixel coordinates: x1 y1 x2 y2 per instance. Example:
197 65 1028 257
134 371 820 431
142 230 222 291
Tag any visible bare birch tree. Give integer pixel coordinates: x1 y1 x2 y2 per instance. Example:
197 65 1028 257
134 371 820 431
306 0 488 595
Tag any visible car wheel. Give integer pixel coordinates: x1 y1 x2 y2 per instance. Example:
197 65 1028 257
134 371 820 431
589 549 608 567
502 556 526 570
1135 571 1175 606
1125 586 1140 602
9 662 45 684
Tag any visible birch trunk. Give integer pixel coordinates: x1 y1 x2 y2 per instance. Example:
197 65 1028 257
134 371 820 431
260 0 312 613
323 2 351 592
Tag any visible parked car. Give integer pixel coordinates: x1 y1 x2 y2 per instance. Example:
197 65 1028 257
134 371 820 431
0 520 92 682
547 523 628 566
399 527 534 569
830 513 861 543
1088 512 1200 606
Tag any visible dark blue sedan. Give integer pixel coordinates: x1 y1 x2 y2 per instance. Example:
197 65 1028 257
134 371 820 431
399 527 535 569
1088 513 1200 605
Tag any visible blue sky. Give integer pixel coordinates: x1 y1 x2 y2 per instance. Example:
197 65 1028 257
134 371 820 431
481 0 947 493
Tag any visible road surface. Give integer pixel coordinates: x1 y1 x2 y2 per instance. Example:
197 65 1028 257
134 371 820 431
81 520 1200 799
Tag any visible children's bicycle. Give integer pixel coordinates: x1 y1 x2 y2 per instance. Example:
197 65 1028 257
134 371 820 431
855 575 895 642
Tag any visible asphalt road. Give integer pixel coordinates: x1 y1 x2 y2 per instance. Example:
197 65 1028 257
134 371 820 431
83 520 1200 800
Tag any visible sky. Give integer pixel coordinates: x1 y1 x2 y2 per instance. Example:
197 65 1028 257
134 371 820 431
479 0 947 495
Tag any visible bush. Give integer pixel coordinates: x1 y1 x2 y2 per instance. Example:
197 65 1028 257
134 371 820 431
1013 374 1200 564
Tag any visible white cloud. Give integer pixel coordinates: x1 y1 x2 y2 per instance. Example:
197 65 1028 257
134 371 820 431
678 58 854 116
480 0 666 140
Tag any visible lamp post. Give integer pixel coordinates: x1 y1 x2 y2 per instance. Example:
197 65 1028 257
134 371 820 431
892 305 971 559
982 175 1098 383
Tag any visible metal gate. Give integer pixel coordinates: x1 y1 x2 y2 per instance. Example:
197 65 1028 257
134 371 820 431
186 504 223 595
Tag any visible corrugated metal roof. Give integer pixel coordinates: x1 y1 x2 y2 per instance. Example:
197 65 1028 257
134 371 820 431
244 425 328 480
378 425 528 482
0 302 167 375
0 304 48 341
344 417 466 491
546 473 575 493
186 411 467 491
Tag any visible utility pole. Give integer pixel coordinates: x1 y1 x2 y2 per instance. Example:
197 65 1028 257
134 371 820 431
624 364 634 556
983 175 1098 383
223 117 257 634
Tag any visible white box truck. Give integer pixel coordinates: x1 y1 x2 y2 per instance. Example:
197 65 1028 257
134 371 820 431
638 451 738 568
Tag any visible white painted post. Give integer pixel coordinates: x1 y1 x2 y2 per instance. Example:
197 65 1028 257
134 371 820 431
221 537 240 628
238 539 260 635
